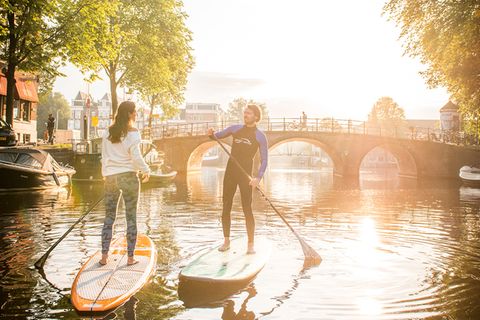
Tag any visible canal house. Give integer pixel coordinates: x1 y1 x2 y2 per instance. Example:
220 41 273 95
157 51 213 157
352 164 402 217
0 71 39 144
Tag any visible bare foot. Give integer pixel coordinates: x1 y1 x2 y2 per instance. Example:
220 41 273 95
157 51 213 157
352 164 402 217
99 254 108 265
218 240 230 252
127 257 139 265
247 243 255 255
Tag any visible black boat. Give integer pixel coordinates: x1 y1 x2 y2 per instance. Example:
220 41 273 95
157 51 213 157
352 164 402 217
0 148 75 191
0 118 17 146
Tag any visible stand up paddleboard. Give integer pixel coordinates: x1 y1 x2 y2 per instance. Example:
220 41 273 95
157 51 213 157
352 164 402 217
71 234 156 313
178 236 271 306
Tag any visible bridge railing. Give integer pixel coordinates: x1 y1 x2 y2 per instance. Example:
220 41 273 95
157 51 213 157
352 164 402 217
144 118 479 146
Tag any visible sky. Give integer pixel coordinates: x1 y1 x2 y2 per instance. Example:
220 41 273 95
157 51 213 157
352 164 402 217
53 0 449 120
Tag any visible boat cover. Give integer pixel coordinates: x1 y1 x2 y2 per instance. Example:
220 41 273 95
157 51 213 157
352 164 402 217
0 148 57 172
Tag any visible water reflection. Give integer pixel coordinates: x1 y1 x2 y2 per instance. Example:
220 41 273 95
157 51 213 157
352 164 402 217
1 166 480 319
221 286 257 320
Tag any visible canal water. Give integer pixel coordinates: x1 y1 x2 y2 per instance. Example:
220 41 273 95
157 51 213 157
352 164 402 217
1 167 480 319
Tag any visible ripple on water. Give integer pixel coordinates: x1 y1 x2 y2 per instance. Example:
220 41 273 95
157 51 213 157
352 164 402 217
1 169 480 319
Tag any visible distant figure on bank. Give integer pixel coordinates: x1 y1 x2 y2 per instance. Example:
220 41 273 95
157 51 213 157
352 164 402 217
301 111 307 131
100 101 150 266
47 114 55 144
207 104 268 254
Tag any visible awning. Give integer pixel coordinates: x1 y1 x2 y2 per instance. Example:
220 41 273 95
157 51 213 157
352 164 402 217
0 75 6 96
15 80 39 102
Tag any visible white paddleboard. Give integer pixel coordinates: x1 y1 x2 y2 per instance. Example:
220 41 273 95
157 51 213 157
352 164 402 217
178 236 271 306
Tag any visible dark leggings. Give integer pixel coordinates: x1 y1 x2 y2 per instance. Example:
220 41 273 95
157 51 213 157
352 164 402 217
222 170 255 243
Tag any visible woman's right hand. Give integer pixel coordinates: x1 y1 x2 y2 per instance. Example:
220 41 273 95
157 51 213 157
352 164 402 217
207 128 215 137
141 172 150 183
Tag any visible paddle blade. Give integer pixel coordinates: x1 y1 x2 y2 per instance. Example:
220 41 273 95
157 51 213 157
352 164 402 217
299 238 322 268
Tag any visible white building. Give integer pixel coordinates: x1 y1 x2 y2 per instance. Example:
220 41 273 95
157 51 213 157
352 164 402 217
440 101 460 131
68 91 92 140
96 93 112 137
68 91 114 139
184 103 224 123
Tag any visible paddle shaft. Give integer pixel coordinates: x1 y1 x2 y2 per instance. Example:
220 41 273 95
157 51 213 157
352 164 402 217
34 195 104 269
212 135 307 241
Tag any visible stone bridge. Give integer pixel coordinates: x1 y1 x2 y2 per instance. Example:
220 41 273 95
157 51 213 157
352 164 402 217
151 119 480 181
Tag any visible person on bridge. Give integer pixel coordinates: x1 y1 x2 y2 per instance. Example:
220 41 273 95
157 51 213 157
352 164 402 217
100 101 150 266
47 114 55 144
207 104 268 254
300 111 307 131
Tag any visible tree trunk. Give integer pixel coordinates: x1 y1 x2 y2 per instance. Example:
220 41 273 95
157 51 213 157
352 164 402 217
5 64 16 127
148 94 157 129
5 11 17 127
109 73 118 117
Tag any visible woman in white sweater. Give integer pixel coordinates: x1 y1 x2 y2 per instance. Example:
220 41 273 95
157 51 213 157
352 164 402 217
100 101 150 266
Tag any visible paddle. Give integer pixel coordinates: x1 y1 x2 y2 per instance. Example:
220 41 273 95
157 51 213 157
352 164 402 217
211 134 322 266
34 195 104 270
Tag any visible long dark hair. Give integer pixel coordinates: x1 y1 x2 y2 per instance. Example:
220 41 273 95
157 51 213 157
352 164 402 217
108 101 136 143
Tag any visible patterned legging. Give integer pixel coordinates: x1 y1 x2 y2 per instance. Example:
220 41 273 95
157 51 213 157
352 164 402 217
102 172 140 257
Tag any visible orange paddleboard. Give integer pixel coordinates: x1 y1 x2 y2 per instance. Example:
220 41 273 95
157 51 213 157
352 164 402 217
71 234 156 312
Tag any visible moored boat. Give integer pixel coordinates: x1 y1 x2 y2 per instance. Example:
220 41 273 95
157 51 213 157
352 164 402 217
146 168 177 186
459 165 480 187
0 147 75 191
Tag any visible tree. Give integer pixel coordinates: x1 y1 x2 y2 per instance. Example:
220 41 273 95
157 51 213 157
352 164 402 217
36 92 71 134
0 0 96 126
383 1 480 115
68 0 193 117
124 0 194 129
319 117 342 131
226 98 269 121
368 96 406 128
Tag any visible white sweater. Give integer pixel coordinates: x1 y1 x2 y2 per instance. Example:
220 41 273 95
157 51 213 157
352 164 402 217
101 129 151 177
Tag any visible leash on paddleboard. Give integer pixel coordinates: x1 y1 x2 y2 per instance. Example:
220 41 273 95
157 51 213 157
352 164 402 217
212 134 322 266
34 195 105 270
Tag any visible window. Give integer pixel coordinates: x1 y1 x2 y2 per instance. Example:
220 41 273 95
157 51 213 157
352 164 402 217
23 134 30 143
198 105 214 110
0 95 5 119
21 101 31 121
13 100 20 119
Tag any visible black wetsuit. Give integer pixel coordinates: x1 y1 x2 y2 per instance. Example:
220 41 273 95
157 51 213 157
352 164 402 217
213 125 268 243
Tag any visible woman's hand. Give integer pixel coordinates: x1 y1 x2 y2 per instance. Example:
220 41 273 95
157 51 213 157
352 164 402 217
249 177 260 188
141 172 150 183
207 128 215 137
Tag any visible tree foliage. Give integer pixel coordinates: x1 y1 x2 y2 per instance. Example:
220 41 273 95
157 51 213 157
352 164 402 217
226 98 269 121
37 92 71 133
383 0 480 114
368 96 406 127
67 0 194 117
0 0 95 125
319 117 342 131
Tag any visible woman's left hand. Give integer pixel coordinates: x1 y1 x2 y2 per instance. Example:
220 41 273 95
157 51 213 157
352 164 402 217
249 177 259 188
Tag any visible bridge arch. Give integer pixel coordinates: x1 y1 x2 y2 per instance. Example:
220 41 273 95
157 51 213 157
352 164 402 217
268 137 343 174
357 142 418 178
187 140 231 171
